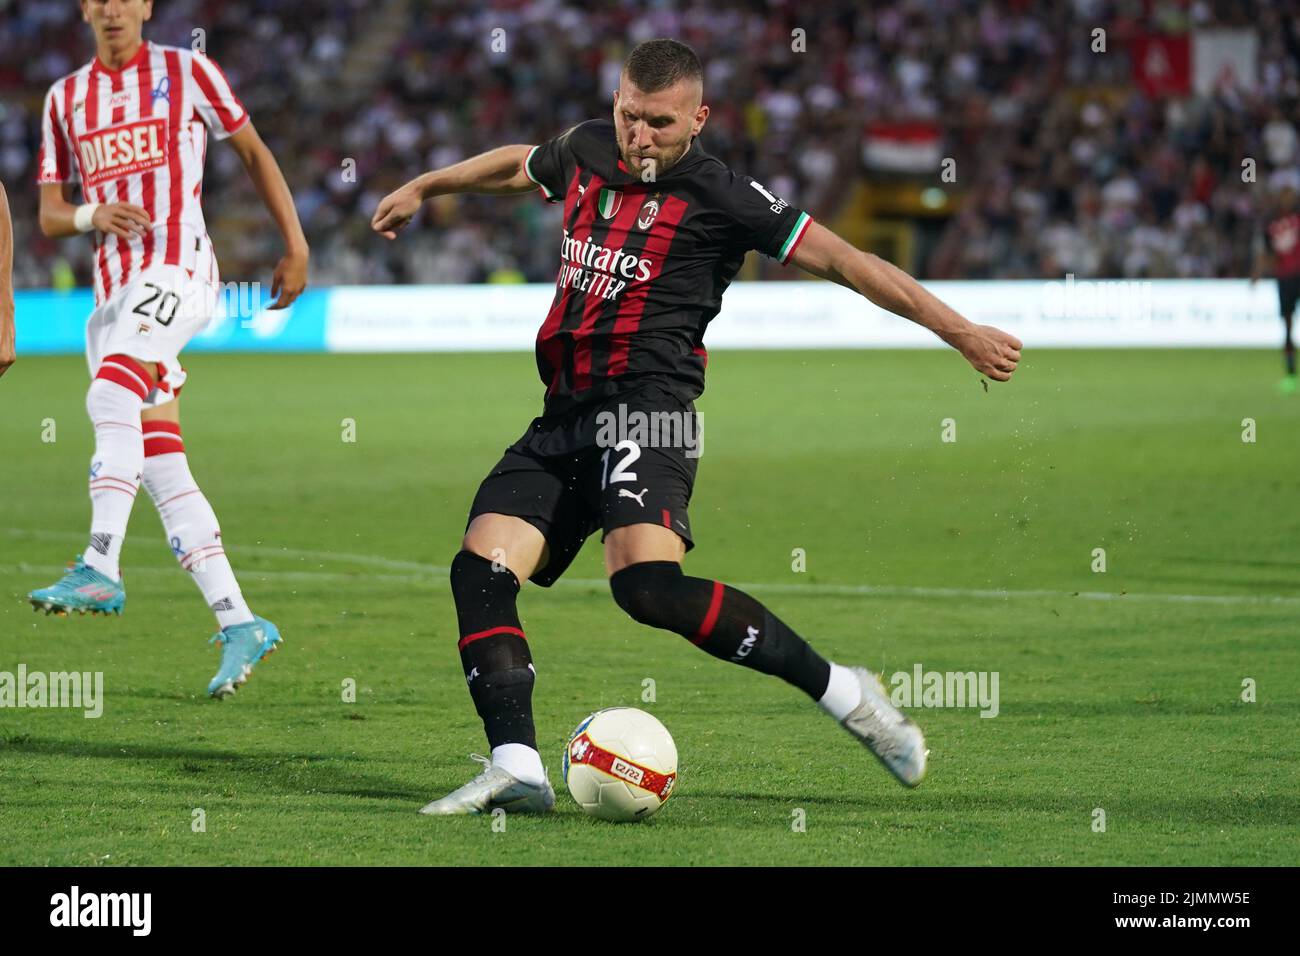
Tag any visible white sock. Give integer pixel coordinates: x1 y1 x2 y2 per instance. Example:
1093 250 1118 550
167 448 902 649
818 662 863 721
492 743 546 786
140 443 254 630
83 376 145 581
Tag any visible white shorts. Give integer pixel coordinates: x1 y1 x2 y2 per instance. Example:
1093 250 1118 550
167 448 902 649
85 236 219 408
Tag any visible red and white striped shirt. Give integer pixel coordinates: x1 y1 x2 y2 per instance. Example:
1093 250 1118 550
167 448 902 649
36 41 249 306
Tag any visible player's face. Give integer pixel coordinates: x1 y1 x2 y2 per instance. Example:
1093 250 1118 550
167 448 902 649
82 0 153 55
613 78 708 179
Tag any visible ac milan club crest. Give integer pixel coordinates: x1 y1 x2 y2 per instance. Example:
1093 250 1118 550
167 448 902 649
637 197 661 231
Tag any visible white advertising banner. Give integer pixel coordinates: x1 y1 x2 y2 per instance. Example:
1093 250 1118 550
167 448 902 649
323 279 1286 352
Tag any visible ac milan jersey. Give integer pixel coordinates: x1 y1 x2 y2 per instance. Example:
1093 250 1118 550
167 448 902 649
1267 212 1300 278
36 41 249 306
524 119 813 415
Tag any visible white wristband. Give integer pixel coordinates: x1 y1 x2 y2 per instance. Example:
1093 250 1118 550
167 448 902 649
73 203 100 233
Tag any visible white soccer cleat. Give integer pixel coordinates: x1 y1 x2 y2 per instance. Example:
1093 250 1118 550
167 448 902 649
840 667 928 787
419 753 556 816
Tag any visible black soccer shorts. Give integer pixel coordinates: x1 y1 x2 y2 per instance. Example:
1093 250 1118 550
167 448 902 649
466 382 701 586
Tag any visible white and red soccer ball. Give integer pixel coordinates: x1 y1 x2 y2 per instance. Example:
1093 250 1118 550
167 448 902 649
563 707 678 822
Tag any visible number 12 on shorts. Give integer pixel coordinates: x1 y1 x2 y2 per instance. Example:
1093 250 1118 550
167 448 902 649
600 440 640 489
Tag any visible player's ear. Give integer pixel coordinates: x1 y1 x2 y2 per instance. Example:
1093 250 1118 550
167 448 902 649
143 1 154 22
693 103 709 136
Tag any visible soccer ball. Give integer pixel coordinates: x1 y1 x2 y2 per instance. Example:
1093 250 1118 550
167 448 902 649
562 707 678 822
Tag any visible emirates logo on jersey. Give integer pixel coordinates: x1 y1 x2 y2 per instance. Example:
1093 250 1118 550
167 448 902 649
637 197 661 231
78 118 167 188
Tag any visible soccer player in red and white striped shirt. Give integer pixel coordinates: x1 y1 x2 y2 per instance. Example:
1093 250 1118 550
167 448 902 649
28 0 309 699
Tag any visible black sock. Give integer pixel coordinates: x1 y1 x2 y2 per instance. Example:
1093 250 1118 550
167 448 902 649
1285 314 1296 375
609 561 831 700
450 550 537 750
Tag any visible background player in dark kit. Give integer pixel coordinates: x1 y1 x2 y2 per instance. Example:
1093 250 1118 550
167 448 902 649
1253 184 1300 393
372 39 1022 814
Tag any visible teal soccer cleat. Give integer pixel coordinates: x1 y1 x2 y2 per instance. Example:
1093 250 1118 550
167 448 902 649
28 556 125 616
207 616 282 699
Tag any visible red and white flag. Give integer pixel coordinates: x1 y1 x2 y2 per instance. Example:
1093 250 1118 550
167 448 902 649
862 121 942 174
1130 29 1257 98
1130 34 1191 97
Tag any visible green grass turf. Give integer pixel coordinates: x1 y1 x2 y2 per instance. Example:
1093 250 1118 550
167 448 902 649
0 349 1297 866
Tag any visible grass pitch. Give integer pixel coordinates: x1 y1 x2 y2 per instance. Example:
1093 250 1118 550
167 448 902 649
1 348 1296 865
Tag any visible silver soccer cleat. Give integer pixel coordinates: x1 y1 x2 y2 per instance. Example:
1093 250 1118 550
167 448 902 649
840 667 928 787
419 753 556 816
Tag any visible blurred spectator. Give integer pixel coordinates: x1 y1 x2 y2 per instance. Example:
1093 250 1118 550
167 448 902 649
2 0 1298 288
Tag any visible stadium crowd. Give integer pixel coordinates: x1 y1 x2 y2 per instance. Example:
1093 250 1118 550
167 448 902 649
2 0 1296 286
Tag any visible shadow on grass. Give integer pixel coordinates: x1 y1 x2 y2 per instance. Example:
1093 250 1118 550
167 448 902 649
0 735 427 803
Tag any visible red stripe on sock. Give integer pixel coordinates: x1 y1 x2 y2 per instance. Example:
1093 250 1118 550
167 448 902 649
103 353 155 386
144 439 185 457
94 365 150 400
458 625 526 650
143 426 185 457
157 488 201 508
691 580 725 646
90 476 139 492
181 543 225 558
180 546 225 571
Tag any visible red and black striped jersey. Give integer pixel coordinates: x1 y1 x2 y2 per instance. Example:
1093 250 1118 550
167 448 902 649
524 119 813 414
1266 212 1300 278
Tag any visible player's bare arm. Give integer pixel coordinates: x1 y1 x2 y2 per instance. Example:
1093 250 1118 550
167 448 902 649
0 180 14 377
226 123 308 310
791 220 1023 382
38 181 151 241
370 145 537 239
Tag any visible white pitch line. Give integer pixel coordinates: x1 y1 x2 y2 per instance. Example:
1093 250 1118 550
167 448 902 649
5 527 1298 607
3 527 432 572
0 564 431 586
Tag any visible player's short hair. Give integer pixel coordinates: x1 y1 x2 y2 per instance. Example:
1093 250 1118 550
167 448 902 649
623 39 703 94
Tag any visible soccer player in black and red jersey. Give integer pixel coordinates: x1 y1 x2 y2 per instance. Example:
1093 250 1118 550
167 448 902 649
373 39 1022 815
1252 184 1300 394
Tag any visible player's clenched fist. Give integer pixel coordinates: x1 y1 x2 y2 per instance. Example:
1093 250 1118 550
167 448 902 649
268 248 309 310
91 202 152 239
371 184 423 240
950 324 1023 382
0 312 13 379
